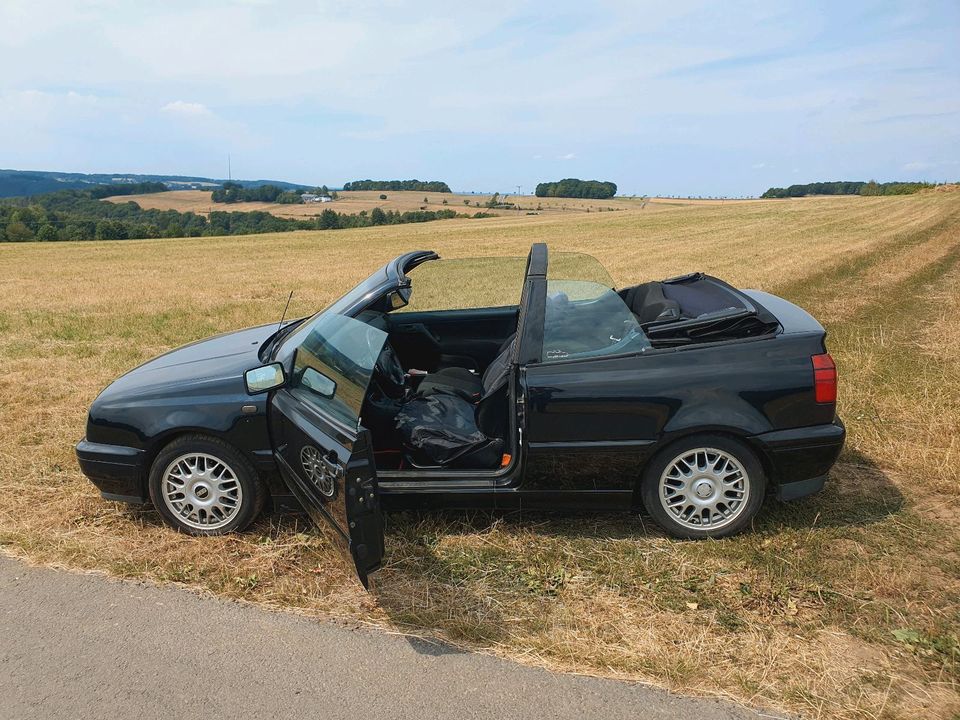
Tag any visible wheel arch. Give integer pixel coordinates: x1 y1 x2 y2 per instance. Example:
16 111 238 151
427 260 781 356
630 426 774 511
143 427 263 499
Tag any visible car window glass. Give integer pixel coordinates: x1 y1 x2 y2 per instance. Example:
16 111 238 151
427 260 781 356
400 257 527 312
542 280 651 362
549 252 616 287
291 313 387 427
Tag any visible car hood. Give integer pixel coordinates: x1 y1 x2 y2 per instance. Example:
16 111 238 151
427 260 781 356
97 323 277 401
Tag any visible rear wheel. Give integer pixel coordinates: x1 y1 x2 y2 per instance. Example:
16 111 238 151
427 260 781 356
148 435 266 536
640 434 765 539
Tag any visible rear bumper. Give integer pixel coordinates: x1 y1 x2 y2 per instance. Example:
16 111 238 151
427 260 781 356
750 419 845 501
75 439 148 504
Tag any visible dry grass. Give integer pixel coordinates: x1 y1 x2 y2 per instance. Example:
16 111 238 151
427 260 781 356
106 189 672 218
2 190 960 719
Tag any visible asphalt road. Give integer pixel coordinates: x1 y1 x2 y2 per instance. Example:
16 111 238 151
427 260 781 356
0 555 777 720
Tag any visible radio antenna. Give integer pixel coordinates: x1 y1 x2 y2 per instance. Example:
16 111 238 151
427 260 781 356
277 291 293 334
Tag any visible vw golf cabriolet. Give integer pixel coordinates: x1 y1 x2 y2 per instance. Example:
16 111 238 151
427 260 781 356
77 244 844 585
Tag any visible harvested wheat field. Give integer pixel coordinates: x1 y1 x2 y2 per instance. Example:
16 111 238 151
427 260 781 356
1 190 959 719
105 188 651 218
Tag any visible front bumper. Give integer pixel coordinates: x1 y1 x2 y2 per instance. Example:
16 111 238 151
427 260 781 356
750 419 845 501
75 439 148 504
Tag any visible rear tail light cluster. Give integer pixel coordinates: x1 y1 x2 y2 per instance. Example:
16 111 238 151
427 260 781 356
812 353 837 404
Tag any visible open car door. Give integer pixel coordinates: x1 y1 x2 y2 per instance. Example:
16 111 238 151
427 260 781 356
268 313 386 588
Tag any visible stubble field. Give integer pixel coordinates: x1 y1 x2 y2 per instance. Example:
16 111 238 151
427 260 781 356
1 190 959 719
105 188 663 217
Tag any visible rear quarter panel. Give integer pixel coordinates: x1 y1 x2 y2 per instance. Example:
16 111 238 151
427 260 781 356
523 331 833 493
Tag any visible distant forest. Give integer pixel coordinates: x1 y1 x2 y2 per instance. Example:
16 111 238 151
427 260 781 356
342 179 451 192
0 168 305 198
212 182 307 204
88 181 168 199
761 181 935 198
535 178 617 199
0 185 462 242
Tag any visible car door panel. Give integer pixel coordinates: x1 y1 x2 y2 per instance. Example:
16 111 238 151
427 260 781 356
270 389 384 586
267 312 387 588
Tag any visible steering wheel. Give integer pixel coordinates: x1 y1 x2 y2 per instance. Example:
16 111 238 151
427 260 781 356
372 341 407 399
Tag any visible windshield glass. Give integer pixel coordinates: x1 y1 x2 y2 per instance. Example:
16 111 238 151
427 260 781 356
288 313 387 428
399 256 527 311
542 280 650 361
549 252 616 287
276 260 392 358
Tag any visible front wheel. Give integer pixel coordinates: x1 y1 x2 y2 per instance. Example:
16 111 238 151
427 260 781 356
148 435 266 536
640 435 765 539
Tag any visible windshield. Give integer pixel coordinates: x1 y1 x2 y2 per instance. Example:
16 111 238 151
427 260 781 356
276 262 391 358
288 313 387 428
324 267 390 316
542 280 650 361
399 256 528 311
549 252 616 287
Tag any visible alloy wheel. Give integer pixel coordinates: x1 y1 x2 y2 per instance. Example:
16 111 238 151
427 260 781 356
658 447 749 530
160 452 243 530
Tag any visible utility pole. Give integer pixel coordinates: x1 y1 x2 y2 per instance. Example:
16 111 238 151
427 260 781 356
228 154 232 181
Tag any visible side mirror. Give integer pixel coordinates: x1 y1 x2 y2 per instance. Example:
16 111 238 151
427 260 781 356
245 363 285 394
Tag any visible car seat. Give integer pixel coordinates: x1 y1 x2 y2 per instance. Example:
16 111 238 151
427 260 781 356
415 333 516 399
394 339 514 469
618 282 681 325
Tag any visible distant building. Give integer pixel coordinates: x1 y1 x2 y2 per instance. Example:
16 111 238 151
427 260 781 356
301 193 333 203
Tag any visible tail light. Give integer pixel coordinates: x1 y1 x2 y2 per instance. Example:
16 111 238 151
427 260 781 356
812 353 837 404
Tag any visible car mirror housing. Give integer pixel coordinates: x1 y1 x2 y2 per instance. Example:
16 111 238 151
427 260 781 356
245 363 285 394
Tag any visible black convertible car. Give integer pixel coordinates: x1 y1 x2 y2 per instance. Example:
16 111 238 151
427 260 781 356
77 244 844 586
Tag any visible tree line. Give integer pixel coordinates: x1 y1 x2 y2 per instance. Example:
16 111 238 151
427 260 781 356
211 181 306 204
535 178 617 199
88 181 168 199
0 185 464 242
761 181 935 198
342 179 451 192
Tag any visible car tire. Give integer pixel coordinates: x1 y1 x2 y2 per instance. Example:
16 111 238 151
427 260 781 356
148 434 266 536
640 434 765 539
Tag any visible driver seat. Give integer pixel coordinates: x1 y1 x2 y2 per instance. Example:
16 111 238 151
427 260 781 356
416 333 516 400
394 339 514 469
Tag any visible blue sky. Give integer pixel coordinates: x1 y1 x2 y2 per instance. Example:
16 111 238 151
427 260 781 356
1 0 957 196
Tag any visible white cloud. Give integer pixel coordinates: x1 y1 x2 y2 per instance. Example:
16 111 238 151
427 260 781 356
161 100 213 118
902 159 958 172
0 1 957 193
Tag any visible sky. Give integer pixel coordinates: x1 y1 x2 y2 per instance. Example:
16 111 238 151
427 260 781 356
0 0 958 197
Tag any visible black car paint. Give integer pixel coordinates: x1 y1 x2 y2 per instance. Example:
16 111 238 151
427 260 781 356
269 384 384 587
78 251 439 507
77 322 283 503
77 247 844 541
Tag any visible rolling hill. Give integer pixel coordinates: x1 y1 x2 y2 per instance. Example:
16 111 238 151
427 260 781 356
0 168 308 199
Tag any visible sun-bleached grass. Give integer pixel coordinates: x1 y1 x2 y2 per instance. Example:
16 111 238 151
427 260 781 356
1 191 959 719
104 189 649 218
